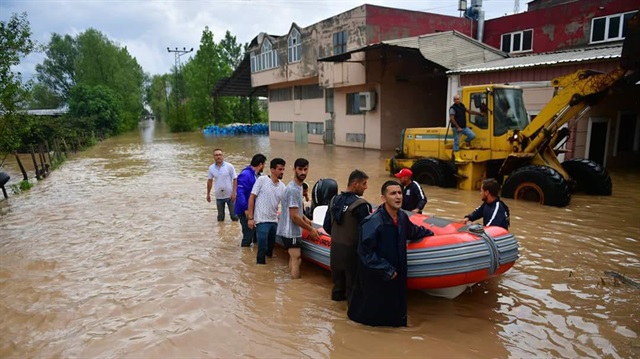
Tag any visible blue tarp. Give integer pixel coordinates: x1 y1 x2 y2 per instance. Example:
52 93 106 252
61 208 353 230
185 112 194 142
203 123 269 136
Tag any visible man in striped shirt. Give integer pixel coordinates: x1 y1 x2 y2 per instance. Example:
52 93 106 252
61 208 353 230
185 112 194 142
463 178 510 230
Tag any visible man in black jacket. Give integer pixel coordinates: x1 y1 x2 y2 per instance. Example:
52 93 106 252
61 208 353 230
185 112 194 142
348 180 433 327
464 178 510 230
394 168 427 214
323 170 372 302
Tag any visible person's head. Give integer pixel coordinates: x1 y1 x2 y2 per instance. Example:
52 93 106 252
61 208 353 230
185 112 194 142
293 158 309 183
269 158 286 180
453 94 461 104
347 169 369 196
250 153 267 174
481 178 500 202
393 168 413 186
213 148 224 164
381 180 403 212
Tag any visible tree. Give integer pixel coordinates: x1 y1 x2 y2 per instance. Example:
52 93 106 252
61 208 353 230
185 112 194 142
28 83 64 109
68 84 123 136
35 33 77 101
0 12 35 153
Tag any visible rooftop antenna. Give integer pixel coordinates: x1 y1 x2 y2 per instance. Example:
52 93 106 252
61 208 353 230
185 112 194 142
514 0 520 13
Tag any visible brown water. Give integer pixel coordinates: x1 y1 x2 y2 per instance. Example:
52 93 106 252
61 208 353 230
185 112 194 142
1 120 639 358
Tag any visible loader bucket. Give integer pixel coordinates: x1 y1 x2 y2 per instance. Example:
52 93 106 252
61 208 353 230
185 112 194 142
621 11 640 71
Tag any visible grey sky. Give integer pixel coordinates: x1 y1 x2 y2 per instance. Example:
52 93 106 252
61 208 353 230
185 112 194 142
2 0 528 80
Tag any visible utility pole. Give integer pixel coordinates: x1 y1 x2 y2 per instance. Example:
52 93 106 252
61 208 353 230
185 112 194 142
167 47 193 125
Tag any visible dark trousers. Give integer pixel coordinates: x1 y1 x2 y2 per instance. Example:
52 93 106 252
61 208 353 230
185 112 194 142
330 243 358 301
216 198 238 221
256 222 277 264
238 213 254 247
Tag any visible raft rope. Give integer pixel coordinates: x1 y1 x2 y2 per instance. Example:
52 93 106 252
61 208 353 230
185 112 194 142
467 224 501 275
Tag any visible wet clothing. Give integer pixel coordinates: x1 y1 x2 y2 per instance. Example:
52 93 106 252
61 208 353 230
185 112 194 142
401 181 427 213
277 181 304 239
348 205 433 327
465 197 510 230
323 192 372 301
207 161 237 200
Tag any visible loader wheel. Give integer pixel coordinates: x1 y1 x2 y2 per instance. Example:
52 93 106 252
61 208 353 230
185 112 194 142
501 165 571 207
411 158 454 187
561 158 612 195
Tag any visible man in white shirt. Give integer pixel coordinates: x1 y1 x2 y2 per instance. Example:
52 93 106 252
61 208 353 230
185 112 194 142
247 158 286 265
206 148 238 222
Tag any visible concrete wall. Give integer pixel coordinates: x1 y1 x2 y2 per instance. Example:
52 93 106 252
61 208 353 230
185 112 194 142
332 84 381 149
484 0 636 53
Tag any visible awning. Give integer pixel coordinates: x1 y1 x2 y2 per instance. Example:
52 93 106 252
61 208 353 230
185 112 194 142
212 54 267 97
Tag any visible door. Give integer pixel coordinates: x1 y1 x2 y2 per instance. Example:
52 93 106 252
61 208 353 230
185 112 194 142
294 121 308 144
586 118 610 166
324 118 334 145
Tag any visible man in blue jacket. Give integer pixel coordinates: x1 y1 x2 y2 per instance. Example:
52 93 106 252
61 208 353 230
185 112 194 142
463 178 510 230
348 180 434 327
235 153 266 247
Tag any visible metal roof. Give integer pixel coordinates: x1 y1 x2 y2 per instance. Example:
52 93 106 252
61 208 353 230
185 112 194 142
25 108 68 116
448 45 623 74
382 31 507 70
212 53 267 97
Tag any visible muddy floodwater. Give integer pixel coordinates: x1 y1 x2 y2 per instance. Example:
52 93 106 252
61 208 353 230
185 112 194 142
1 120 639 358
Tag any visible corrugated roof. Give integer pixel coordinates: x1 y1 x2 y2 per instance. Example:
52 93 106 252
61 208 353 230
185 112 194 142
448 45 622 74
383 31 507 70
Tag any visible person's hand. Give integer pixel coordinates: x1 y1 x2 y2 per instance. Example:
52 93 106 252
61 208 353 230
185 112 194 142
390 272 398 280
308 228 319 241
463 217 470 224
456 127 462 132
248 218 255 229
411 208 420 213
206 194 211 203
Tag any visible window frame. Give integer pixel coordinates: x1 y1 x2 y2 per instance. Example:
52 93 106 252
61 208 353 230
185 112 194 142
346 92 363 115
590 11 638 44
333 31 347 55
325 88 334 113
288 28 302 63
500 29 533 54
251 39 280 73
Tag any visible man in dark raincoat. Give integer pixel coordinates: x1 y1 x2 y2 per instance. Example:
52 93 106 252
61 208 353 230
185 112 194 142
348 180 433 327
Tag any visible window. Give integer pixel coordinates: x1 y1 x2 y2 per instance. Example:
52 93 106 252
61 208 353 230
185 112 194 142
501 29 533 53
493 88 529 137
270 121 293 132
251 40 279 73
288 28 302 63
308 122 324 135
346 133 365 143
333 31 347 55
293 84 323 100
325 89 334 113
468 92 488 129
591 11 637 43
346 93 362 115
269 87 292 102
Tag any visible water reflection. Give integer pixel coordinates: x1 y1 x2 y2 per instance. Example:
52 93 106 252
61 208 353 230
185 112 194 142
0 121 638 358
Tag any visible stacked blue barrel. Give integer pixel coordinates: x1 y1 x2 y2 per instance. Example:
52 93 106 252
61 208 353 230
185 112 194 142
203 123 269 136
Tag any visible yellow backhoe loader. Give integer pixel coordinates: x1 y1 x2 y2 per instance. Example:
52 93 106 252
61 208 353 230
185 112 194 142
385 12 640 206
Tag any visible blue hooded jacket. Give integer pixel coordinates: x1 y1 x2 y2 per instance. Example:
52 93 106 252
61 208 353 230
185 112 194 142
234 165 258 215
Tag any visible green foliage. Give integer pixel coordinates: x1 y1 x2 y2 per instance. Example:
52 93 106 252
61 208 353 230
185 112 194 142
0 12 34 114
9 179 33 194
28 83 64 109
68 84 123 135
35 33 77 101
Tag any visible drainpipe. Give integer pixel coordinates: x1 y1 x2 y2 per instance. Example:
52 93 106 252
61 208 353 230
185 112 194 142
470 0 484 43
477 8 485 42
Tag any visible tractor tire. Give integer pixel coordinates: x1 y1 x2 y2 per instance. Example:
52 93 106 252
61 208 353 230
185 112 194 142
562 158 612 195
501 165 571 207
439 160 458 188
411 158 455 188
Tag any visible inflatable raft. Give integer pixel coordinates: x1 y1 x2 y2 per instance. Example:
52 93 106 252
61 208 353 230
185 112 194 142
295 179 519 299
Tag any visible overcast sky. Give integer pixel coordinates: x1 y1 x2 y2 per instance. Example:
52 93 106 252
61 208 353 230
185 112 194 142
2 0 529 80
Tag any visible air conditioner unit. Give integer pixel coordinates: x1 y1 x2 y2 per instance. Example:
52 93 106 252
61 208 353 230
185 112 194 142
358 91 376 112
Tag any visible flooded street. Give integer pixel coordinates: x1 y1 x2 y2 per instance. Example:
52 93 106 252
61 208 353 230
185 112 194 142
1 121 639 358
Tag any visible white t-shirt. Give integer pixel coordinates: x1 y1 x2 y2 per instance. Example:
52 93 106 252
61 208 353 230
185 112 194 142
251 175 285 224
208 161 237 199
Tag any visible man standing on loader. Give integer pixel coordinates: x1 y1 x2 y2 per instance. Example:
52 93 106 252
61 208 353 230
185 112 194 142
449 94 485 162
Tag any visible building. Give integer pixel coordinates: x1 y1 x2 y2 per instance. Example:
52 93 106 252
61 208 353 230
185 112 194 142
246 4 503 150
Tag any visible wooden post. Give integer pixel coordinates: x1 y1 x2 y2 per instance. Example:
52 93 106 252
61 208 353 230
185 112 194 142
14 152 28 181
30 145 41 180
54 139 63 162
38 143 48 177
61 138 69 156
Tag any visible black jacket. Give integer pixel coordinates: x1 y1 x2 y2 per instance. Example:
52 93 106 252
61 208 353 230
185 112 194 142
465 197 510 230
347 205 433 327
401 181 427 213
